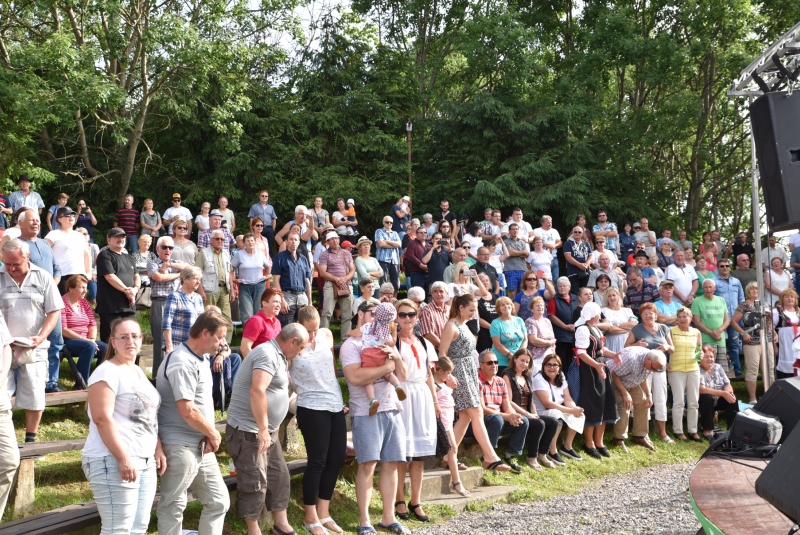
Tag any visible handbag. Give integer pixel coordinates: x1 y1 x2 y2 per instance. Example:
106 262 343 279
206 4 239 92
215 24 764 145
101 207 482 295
135 286 152 309
334 279 351 298
435 416 451 458
10 337 48 369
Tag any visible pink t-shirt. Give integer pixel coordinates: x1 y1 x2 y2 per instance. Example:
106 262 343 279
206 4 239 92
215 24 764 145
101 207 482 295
242 310 281 348
436 383 455 431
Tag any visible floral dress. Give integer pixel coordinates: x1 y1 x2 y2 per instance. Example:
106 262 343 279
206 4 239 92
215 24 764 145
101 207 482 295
447 320 481 411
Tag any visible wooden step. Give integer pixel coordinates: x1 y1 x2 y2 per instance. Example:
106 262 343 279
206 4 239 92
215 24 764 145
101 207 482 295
403 466 484 501
424 484 517 513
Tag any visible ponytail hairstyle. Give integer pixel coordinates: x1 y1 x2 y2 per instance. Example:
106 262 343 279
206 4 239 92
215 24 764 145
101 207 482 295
448 293 476 320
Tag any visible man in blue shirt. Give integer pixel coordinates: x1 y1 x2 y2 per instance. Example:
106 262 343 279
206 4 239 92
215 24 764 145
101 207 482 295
271 233 312 326
18 208 64 393
593 211 619 257
714 260 745 376
375 216 402 292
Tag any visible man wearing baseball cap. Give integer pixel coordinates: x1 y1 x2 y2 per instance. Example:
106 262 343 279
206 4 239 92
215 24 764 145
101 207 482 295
96 228 140 341
318 231 356 337
162 193 193 236
8 174 45 216
198 209 235 251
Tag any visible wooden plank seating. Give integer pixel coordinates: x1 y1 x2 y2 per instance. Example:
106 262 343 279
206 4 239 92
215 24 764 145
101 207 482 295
0 458 321 535
11 390 88 410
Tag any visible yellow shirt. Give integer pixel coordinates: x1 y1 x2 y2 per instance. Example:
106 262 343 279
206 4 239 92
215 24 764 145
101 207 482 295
669 326 701 372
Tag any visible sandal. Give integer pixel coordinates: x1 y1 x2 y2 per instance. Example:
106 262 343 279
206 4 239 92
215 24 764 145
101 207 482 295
394 500 409 521
319 517 343 534
442 459 468 471
660 435 676 445
451 481 471 496
377 521 410 535
408 503 430 522
356 527 377 535
481 458 511 473
368 398 380 416
303 523 328 535
271 527 298 535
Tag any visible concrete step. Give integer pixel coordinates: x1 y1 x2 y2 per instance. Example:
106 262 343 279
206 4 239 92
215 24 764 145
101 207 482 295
424 484 516 513
403 466 484 501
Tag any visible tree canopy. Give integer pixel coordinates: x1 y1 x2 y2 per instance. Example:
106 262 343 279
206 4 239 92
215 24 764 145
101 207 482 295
1 0 798 240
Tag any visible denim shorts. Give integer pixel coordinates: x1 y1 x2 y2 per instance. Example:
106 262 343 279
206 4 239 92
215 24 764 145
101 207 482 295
352 410 406 464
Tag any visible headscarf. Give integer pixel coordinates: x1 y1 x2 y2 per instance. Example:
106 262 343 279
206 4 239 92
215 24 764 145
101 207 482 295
574 302 602 328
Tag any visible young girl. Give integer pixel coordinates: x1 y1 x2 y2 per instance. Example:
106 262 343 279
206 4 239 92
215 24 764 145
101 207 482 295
345 198 359 236
433 356 470 496
362 303 405 414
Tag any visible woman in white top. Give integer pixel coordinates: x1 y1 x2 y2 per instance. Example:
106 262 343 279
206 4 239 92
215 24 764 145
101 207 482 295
773 289 800 380
462 222 484 260
194 202 211 231
531 353 585 462
447 261 489 335
83 318 164 535
45 207 91 295
292 306 345 535
601 287 638 353
765 256 791 307
231 233 272 326
526 236 553 282
648 254 665 287
394 299 439 523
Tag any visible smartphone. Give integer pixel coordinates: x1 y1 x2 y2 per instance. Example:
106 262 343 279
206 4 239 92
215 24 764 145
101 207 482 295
437 240 448 246
463 269 477 276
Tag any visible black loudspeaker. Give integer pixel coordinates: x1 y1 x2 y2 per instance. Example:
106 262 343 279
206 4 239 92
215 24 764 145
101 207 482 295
753 376 800 442
755 425 800 524
750 91 800 231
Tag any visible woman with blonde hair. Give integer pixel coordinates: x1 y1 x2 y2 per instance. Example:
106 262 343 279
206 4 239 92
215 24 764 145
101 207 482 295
194 202 211 232
732 282 775 402
773 288 799 380
601 287 637 353
668 307 703 441
170 219 198 265
490 296 527 372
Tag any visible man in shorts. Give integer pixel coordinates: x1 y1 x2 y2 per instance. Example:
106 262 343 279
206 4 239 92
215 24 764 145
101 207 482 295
340 300 410 535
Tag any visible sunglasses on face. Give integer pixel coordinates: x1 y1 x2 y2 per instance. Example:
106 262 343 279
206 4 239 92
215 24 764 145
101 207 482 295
161 245 174 250
545 363 560 368
482 360 498 366
176 227 187 230
172 199 181 203
397 311 417 319
254 224 264 228
525 277 537 282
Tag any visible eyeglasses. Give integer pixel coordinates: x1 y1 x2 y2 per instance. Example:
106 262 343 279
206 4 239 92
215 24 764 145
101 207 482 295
482 360 498 366
212 238 225 241
573 231 583 234
254 224 264 228
383 220 392 224
260 195 269 198
718 264 730 268
176 226 187 230
60 214 76 218
161 245 174 250
114 334 142 342
397 311 417 319
172 199 181 203
544 363 560 368
525 277 537 282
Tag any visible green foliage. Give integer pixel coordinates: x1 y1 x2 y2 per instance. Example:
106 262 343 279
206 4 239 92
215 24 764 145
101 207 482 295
1 1 798 238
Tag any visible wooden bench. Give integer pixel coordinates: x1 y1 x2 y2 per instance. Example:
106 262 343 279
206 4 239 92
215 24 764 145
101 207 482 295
0 458 319 535
10 390 88 410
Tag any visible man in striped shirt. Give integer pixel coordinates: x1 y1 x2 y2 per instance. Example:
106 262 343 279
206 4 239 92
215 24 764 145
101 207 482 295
418 281 449 349
113 194 139 253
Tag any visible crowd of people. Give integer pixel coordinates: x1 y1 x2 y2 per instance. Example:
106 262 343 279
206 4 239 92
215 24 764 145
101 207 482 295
0 176 798 534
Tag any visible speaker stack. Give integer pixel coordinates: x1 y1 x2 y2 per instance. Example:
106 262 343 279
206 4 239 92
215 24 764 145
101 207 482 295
750 91 800 231
754 377 800 524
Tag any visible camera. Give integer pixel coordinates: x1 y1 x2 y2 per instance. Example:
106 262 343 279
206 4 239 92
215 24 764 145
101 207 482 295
437 240 448 246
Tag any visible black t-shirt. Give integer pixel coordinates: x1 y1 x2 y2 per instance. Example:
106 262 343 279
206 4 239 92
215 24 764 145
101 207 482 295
731 242 755 261
434 211 457 226
96 248 136 315
477 295 498 352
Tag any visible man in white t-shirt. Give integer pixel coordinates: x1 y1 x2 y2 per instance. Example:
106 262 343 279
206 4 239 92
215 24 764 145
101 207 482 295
533 215 562 280
761 234 789 269
217 196 236 232
162 193 193 236
663 250 698 306
502 207 533 243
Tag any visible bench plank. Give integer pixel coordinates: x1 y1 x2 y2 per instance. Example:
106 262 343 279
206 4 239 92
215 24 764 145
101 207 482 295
18 439 86 460
11 391 88 410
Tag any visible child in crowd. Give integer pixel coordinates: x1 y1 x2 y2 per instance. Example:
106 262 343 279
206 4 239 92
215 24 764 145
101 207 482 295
433 356 470 496
345 198 359 236
361 302 405 415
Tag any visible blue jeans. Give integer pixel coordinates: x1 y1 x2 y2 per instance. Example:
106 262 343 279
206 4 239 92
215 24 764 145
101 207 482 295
483 413 529 457
407 271 427 290
65 338 108 386
126 235 139 254
82 455 158 535
379 261 400 292
46 317 64 390
238 281 265 326
88 279 97 302
551 257 559 281
726 325 742 376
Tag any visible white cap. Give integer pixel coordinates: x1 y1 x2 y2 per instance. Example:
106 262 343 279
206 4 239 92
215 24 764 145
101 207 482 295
346 198 355 206
325 231 339 241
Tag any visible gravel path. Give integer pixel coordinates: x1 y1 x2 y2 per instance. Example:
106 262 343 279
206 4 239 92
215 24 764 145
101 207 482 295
417 462 700 535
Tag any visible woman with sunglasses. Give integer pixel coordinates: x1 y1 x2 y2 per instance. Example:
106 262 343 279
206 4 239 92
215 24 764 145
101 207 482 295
532 354 585 461
248 217 270 258
393 299 439 523
45 206 92 295
436 220 456 250
513 269 555 322
169 219 198 265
